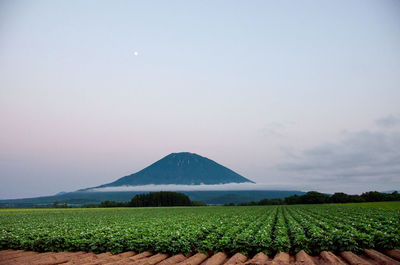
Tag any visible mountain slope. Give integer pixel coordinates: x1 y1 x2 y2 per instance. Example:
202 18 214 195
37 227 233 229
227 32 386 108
97 152 254 188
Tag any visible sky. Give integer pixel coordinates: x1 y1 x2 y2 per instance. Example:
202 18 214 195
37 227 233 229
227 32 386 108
1 0 400 199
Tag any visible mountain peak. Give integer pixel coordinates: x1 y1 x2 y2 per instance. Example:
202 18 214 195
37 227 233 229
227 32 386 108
166 152 198 158
97 152 254 188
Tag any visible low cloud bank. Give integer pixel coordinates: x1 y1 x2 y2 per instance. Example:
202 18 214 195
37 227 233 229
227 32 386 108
273 129 400 194
89 183 302 192
375 114 400 128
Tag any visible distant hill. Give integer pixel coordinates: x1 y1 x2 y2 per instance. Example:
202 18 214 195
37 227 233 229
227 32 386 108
93 152 254 188
382 190 400 193
0 190 306 208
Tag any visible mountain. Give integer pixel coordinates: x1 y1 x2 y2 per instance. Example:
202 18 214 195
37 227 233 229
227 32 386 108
0 152 309 208
94 152 254 188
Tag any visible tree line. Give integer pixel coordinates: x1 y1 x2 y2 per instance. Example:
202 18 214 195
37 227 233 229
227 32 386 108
81 190 400 208
82 191 206 208
227 190 400 206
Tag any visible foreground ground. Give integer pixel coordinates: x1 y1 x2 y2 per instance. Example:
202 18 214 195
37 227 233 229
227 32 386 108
0 203 399 254
1 249 400 265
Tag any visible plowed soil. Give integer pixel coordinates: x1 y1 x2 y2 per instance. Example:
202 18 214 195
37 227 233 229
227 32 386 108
0 249 399 265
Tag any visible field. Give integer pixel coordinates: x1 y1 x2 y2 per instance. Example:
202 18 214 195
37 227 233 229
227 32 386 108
0 205 399 256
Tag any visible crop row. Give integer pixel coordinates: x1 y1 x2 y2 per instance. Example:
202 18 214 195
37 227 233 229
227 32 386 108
0 205 399 255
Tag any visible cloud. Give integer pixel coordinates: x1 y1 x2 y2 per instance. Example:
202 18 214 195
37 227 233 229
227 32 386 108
375 114 400 128
89 183 302 192
260 121 294 137
274 130 400 193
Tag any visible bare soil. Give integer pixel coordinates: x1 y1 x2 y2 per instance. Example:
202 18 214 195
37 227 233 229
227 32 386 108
0 249 399 265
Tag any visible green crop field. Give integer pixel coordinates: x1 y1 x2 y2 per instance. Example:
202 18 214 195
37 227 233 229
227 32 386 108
0 205 399 255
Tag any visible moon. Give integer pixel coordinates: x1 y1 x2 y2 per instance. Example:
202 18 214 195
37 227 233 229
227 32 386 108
133 51 138 56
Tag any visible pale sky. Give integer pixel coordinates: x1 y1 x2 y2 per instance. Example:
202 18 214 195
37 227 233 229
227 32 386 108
1 0 400 199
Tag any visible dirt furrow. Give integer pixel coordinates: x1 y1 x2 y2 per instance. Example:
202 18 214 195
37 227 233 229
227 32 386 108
0 249 399 265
